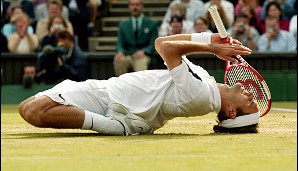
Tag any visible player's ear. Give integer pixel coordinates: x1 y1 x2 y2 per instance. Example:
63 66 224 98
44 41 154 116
227 106 236 119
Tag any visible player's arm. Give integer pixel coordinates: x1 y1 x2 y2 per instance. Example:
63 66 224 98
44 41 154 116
155 33 251 71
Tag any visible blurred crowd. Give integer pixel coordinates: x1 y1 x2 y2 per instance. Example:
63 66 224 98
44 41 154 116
1 0 297 87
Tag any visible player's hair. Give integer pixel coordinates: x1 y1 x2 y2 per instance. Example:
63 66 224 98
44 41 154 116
213 108 259 133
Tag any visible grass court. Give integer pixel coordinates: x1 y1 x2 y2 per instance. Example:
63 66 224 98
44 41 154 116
1 102 297 171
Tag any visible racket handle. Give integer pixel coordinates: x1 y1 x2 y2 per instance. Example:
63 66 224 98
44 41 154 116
208 5 229 41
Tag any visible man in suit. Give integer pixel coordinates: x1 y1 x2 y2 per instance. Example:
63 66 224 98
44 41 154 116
113 0 158 76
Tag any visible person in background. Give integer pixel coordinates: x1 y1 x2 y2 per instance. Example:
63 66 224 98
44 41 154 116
34 0 69 21
2 4 34 38
163 0 204 25
260 1 289 33
159 3 194 37
7 13 38 53
260 0 296 22
36 0 73 42
203 0 234 28
38 14 69 51
1 0 35 28
234 0 263 33
257 16 296 52
113 0 158 76
227 12 260 51
35 30 90 84
193 17 212 33
204 0 230 33
165 15 185 36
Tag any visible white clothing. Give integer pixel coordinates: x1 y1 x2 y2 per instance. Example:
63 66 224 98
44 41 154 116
36 57 221 131
289 15 297 42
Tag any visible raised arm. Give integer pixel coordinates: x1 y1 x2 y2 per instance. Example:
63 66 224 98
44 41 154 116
154 33 251 70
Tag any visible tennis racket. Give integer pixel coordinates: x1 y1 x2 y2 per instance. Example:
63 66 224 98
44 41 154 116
208 5 271 117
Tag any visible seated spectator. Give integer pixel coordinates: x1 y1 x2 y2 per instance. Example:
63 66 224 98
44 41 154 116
240 5 262 34
260 0 296 22
165 15 185 35
227 12 260 51
234 0 262 33
2 4 34 38
36 0 73 42
87 0 102 30
163 0 204 24
7 13 39 53
257 16 296 52
193 16 213 33
35 30 90 84
203 0 234 28
260 1 289 33
39 14 69 51
204 1 230 33
34 0 69 21
113 0 158 77
2 0 35 27
159 3 194 37
22 64 37 88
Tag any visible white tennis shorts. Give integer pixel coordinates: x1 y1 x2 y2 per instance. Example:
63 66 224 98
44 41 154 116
35 79 111 115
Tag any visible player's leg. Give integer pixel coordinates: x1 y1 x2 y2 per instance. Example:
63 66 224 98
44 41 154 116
18 96 126 135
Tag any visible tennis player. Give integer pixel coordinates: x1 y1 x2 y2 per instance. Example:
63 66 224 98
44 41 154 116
18 32 260 135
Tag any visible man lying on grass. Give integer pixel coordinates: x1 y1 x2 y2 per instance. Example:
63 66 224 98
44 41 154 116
18 33 260 135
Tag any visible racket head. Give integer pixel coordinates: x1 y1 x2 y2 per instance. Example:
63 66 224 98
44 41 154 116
224 63 271 117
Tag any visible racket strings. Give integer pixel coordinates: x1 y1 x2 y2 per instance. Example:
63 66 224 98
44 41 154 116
226 66 269 115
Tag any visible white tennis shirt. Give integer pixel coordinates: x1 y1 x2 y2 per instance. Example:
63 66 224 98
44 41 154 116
106 56 221 130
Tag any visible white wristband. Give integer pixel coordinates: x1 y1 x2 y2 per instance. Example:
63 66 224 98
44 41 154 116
191 32 213 44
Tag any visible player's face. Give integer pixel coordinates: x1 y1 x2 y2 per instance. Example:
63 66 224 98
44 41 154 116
219 83 259 114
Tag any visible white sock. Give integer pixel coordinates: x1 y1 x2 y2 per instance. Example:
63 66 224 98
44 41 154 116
82 110 125 135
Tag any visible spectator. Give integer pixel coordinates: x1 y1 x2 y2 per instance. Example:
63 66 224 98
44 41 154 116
260 1 290 33
113 0 158 77
234 0 262 33
2 4 34 38
35 30 90 84
193 16 213 33
260 0 296 22
163 0 204 24
257 16 296 52
227 12 260 51
289 0 297 43
204 1 230 33
34 0 69 21
62 0 91 51
39 14 69 51
159 3 194 37
1 0 35 27
239 5 262 34
166 15 185 35
36 0 73 42
22 64 37 88
203 0 234 28
7 13 38 53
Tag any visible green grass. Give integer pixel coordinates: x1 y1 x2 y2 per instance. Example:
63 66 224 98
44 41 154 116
1 102 297 171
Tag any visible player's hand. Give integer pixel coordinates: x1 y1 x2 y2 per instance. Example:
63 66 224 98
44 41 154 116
211 33 242 45
211 43 251 63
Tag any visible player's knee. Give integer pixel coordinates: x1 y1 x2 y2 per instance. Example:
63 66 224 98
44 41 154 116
19 99 48 127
